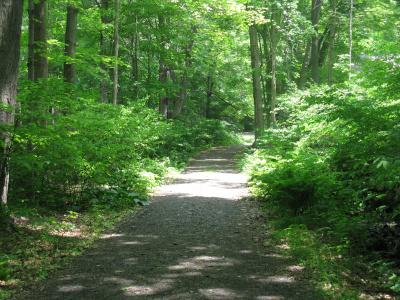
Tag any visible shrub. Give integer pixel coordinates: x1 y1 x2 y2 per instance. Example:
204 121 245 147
10 80 236 211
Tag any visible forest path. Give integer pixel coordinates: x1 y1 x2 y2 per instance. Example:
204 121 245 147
22 142 319 300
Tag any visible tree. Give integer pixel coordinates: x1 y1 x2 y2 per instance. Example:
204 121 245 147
99 0 111 103
158 15 168 118
310 0 323 83
112 0 120 104
0 0 23 227
28 0 35 81
269 4 280 127
327 0 337 85
205 74 214 118
249 24 264 139
64 4 79 84
33 0 48 80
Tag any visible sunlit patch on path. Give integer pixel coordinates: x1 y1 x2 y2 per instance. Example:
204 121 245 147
20 145 319 299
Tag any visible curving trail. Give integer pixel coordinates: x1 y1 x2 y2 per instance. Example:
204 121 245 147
21 145 320 300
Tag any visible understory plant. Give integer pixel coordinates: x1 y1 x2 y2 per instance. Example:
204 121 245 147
247 84 400 297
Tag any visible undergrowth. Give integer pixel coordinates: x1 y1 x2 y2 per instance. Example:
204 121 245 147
0 204 135 300
245 83 400 299
0 95 239 299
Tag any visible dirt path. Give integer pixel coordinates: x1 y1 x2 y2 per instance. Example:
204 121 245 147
21 145 320 299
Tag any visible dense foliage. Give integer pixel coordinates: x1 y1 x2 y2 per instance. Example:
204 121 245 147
12 88 237 210
245 0 400 297
0 0 246 218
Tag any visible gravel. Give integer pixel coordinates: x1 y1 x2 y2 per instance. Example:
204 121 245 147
20 145 321 300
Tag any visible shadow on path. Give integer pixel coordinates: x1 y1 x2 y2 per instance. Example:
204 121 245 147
19 145 320 300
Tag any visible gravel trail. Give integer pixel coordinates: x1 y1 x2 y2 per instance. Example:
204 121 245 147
22 145 320 299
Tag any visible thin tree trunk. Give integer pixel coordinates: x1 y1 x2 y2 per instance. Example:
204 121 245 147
33 0 48 80
205 75 214 118
171 30 195 119
100 0 110 103
311 0 323 83
260 25 271 121
131 16 139 98
317 27 331 68
258 31 267 107
0 0 23 228
172 60 188 119
349 0 354 81
64 5 79 84
158 16 168 118
147 48 152 85
28 0 35 81
249 24 264 140
270 17 278 126
327 0 337 85
112 0 120 105
298 42 311 89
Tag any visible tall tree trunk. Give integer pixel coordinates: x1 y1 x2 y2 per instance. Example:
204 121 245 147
158 16 168 118
311 0 323 83
327 0 337 85
171 32 195 119
33 0 52 120
131 16 139 98
249 25 264 140
28 0 35 81
205 75 214 119
260 25 270 116
298 42 311 89
269 16 278 126
258 31 266 107
33 0 48 80
349 0 354 81
100 0 110 103
112 0 120 105
64 5 79 84
158 66 168 118
0 0 23 228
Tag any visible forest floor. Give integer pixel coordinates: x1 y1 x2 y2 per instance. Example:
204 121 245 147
14 144 321 300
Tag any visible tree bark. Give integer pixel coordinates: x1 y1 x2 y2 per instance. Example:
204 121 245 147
311 0 323 84
171 32 195 119
205 75 214 119
260 25 271 115
28 0 35 81
249 25 264 139
112 0 120 105
349 0 354 81
298 42 311 89
270 16 279 127
0 0 23 227
100 0 110 103
158 15 168 118
131 16 139 98
33 0 48 80
327 0 337 85
64 5 79 84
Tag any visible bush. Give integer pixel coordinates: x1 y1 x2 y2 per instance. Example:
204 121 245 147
248 84 400 251
247 83 400 296
252 151 339 215
9 80 237 211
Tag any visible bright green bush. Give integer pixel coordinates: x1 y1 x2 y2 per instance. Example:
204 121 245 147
10 79 237 211
251 150 339 216
247 83 400 296
249 84 400 247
